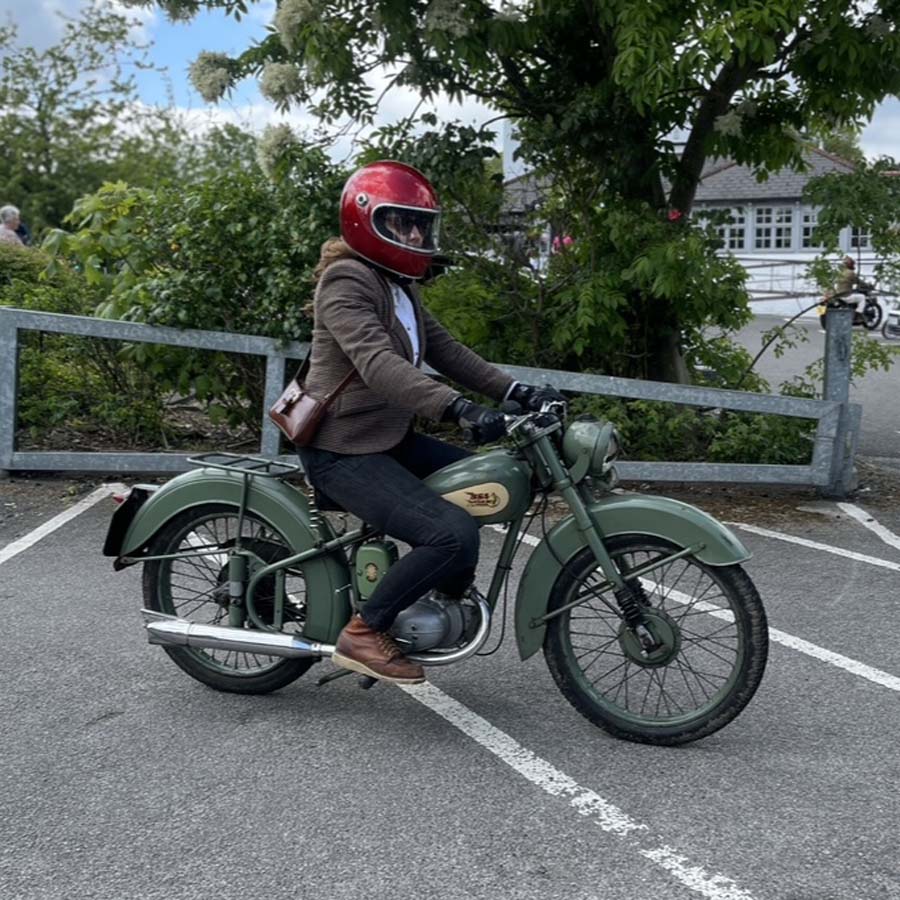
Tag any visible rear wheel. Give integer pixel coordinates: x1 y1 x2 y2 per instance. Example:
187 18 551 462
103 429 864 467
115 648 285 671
543 536 768 745
143 503 315 693
863 300 883 330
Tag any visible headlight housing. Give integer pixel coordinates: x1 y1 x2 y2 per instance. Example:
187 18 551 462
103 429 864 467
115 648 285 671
562 415 621 485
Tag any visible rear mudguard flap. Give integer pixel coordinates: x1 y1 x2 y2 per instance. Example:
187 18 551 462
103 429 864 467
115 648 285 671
514 493 751 661
118 468 352 644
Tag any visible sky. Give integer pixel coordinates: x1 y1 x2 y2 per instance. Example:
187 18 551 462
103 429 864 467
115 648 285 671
2 0 899 165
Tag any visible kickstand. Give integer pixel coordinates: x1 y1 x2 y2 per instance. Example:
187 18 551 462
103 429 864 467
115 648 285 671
316 667 355 687
316 668 380 690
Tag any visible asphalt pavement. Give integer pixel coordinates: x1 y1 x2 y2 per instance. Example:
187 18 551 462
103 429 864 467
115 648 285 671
733 315 900 464
2 484 900 900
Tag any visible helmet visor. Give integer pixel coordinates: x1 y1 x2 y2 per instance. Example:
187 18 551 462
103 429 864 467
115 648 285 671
372 204 440 253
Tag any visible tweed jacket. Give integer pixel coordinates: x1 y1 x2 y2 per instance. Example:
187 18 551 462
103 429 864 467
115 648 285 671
304 257 514 454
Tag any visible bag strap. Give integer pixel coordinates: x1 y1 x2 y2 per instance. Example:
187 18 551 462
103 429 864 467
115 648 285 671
291 348 356 408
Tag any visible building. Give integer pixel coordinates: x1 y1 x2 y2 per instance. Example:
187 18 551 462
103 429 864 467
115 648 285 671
692 147 875 316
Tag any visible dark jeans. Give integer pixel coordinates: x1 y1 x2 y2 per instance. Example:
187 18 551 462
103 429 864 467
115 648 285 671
297 431 478 631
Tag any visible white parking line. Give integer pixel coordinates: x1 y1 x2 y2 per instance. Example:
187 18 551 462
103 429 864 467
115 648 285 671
401 681 756 900
0 483 124 566
728 522 900 573
836 502 900 553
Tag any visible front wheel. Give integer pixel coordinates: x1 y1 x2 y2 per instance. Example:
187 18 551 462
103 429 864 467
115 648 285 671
882 318 900 340
143 503 316 694
543 536 768 745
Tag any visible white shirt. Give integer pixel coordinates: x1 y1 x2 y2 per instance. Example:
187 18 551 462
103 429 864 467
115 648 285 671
391 283 420 366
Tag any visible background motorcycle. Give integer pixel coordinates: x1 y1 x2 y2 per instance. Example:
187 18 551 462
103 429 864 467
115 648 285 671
817 286 882 331
103 402 769 746
881 295 900 340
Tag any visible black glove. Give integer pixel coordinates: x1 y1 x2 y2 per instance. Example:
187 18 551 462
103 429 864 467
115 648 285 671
508 382 566 412
443 396 507 445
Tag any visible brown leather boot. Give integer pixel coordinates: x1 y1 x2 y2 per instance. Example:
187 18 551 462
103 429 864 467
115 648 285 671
332 614 425 684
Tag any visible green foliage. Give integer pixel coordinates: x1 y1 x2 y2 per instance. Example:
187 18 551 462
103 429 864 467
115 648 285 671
42 134 348 432
0 1 187 238
0 245 166 443
568 394 816 466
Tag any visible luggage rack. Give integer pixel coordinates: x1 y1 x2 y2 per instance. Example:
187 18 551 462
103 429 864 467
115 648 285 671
186 451 302 480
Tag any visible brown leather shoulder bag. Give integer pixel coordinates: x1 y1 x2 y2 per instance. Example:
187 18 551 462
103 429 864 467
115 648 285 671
268 353 355 447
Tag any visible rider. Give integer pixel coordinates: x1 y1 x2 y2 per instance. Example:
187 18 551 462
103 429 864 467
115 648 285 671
833 256 873 325
298 161 562 684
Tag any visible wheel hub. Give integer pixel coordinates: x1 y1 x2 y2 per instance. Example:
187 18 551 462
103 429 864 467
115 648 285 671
618 609 681 667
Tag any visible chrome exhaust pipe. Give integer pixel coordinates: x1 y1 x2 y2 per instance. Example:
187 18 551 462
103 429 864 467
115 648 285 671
141 610 335 658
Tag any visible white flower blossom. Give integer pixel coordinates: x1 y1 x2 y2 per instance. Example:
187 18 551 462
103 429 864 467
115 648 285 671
189 51 234 103
260 63 305 104
425 0 471 38
713 110 743 137
256 124 298 179
866 14 891 38
274 0 318 52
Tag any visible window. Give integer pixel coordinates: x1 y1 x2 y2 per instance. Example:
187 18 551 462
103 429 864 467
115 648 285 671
851 227 870 250
714 207 746 250
754 207 773 249
773 207 794 249
802 209 822 248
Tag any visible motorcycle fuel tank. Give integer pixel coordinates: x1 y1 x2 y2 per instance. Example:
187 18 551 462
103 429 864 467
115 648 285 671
424 449 532 524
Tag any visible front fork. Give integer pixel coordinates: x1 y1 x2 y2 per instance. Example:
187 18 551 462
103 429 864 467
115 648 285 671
534 433 663 654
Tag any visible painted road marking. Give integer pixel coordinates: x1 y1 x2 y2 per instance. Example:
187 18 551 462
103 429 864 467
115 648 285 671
0 483 125 567
836 502 900 553
401 681 756 900
728 522 900 573
492 525 900 693
649 582 900 693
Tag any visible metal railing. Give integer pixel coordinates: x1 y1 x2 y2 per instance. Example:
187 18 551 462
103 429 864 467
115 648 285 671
0 306 861 496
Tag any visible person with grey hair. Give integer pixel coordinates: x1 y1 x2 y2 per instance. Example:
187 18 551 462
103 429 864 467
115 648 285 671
0 205 25 247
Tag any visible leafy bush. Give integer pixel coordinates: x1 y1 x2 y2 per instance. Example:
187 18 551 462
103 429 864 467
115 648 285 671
1 244 167 443
43 135 348 433
568 393 816 466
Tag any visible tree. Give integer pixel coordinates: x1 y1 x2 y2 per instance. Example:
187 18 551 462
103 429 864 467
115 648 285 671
0 1 186 237
121 0 900 380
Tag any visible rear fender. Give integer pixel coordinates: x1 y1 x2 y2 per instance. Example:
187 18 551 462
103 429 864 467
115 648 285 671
514 493 751 660
118 468 351 644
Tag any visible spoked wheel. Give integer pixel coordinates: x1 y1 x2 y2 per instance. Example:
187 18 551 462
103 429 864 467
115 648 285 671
543 536 768 745
143 503 315 693
863 301 883 331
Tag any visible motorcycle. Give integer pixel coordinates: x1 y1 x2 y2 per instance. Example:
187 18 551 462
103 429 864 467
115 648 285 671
881 296 900 340
817 286 883 331
103 401 769 746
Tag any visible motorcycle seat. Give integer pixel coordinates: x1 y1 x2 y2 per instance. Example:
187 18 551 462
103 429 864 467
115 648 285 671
313 487 346 513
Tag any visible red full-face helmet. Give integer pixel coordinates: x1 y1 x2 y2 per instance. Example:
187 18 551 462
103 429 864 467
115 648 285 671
340 161 441 279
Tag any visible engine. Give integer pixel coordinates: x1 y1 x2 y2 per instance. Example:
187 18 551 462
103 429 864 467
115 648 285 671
389 590 481 652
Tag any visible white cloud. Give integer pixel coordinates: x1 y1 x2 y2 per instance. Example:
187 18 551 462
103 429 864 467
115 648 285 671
861 97 900 161
2 0 156 49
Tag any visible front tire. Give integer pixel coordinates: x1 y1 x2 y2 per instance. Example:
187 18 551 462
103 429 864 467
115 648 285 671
543 536 768 745
863 301 883 331
143 503 315 694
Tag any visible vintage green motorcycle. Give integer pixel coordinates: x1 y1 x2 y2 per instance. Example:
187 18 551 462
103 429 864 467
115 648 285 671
103 402 768 746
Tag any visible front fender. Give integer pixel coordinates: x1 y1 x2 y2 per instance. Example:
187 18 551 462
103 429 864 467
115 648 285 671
514 493 751 661
119 468 351 644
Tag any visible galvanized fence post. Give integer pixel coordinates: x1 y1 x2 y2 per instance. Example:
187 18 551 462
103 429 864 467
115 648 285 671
0 311 19 480
260 354 288 459
821 305 856 497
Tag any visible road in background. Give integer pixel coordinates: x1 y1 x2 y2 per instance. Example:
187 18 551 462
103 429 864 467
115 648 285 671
733 314 900 464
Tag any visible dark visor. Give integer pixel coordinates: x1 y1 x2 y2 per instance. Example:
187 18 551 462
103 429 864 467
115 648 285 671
373 205 439 251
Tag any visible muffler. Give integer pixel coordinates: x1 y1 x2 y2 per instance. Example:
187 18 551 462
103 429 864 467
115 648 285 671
141 610 335 658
